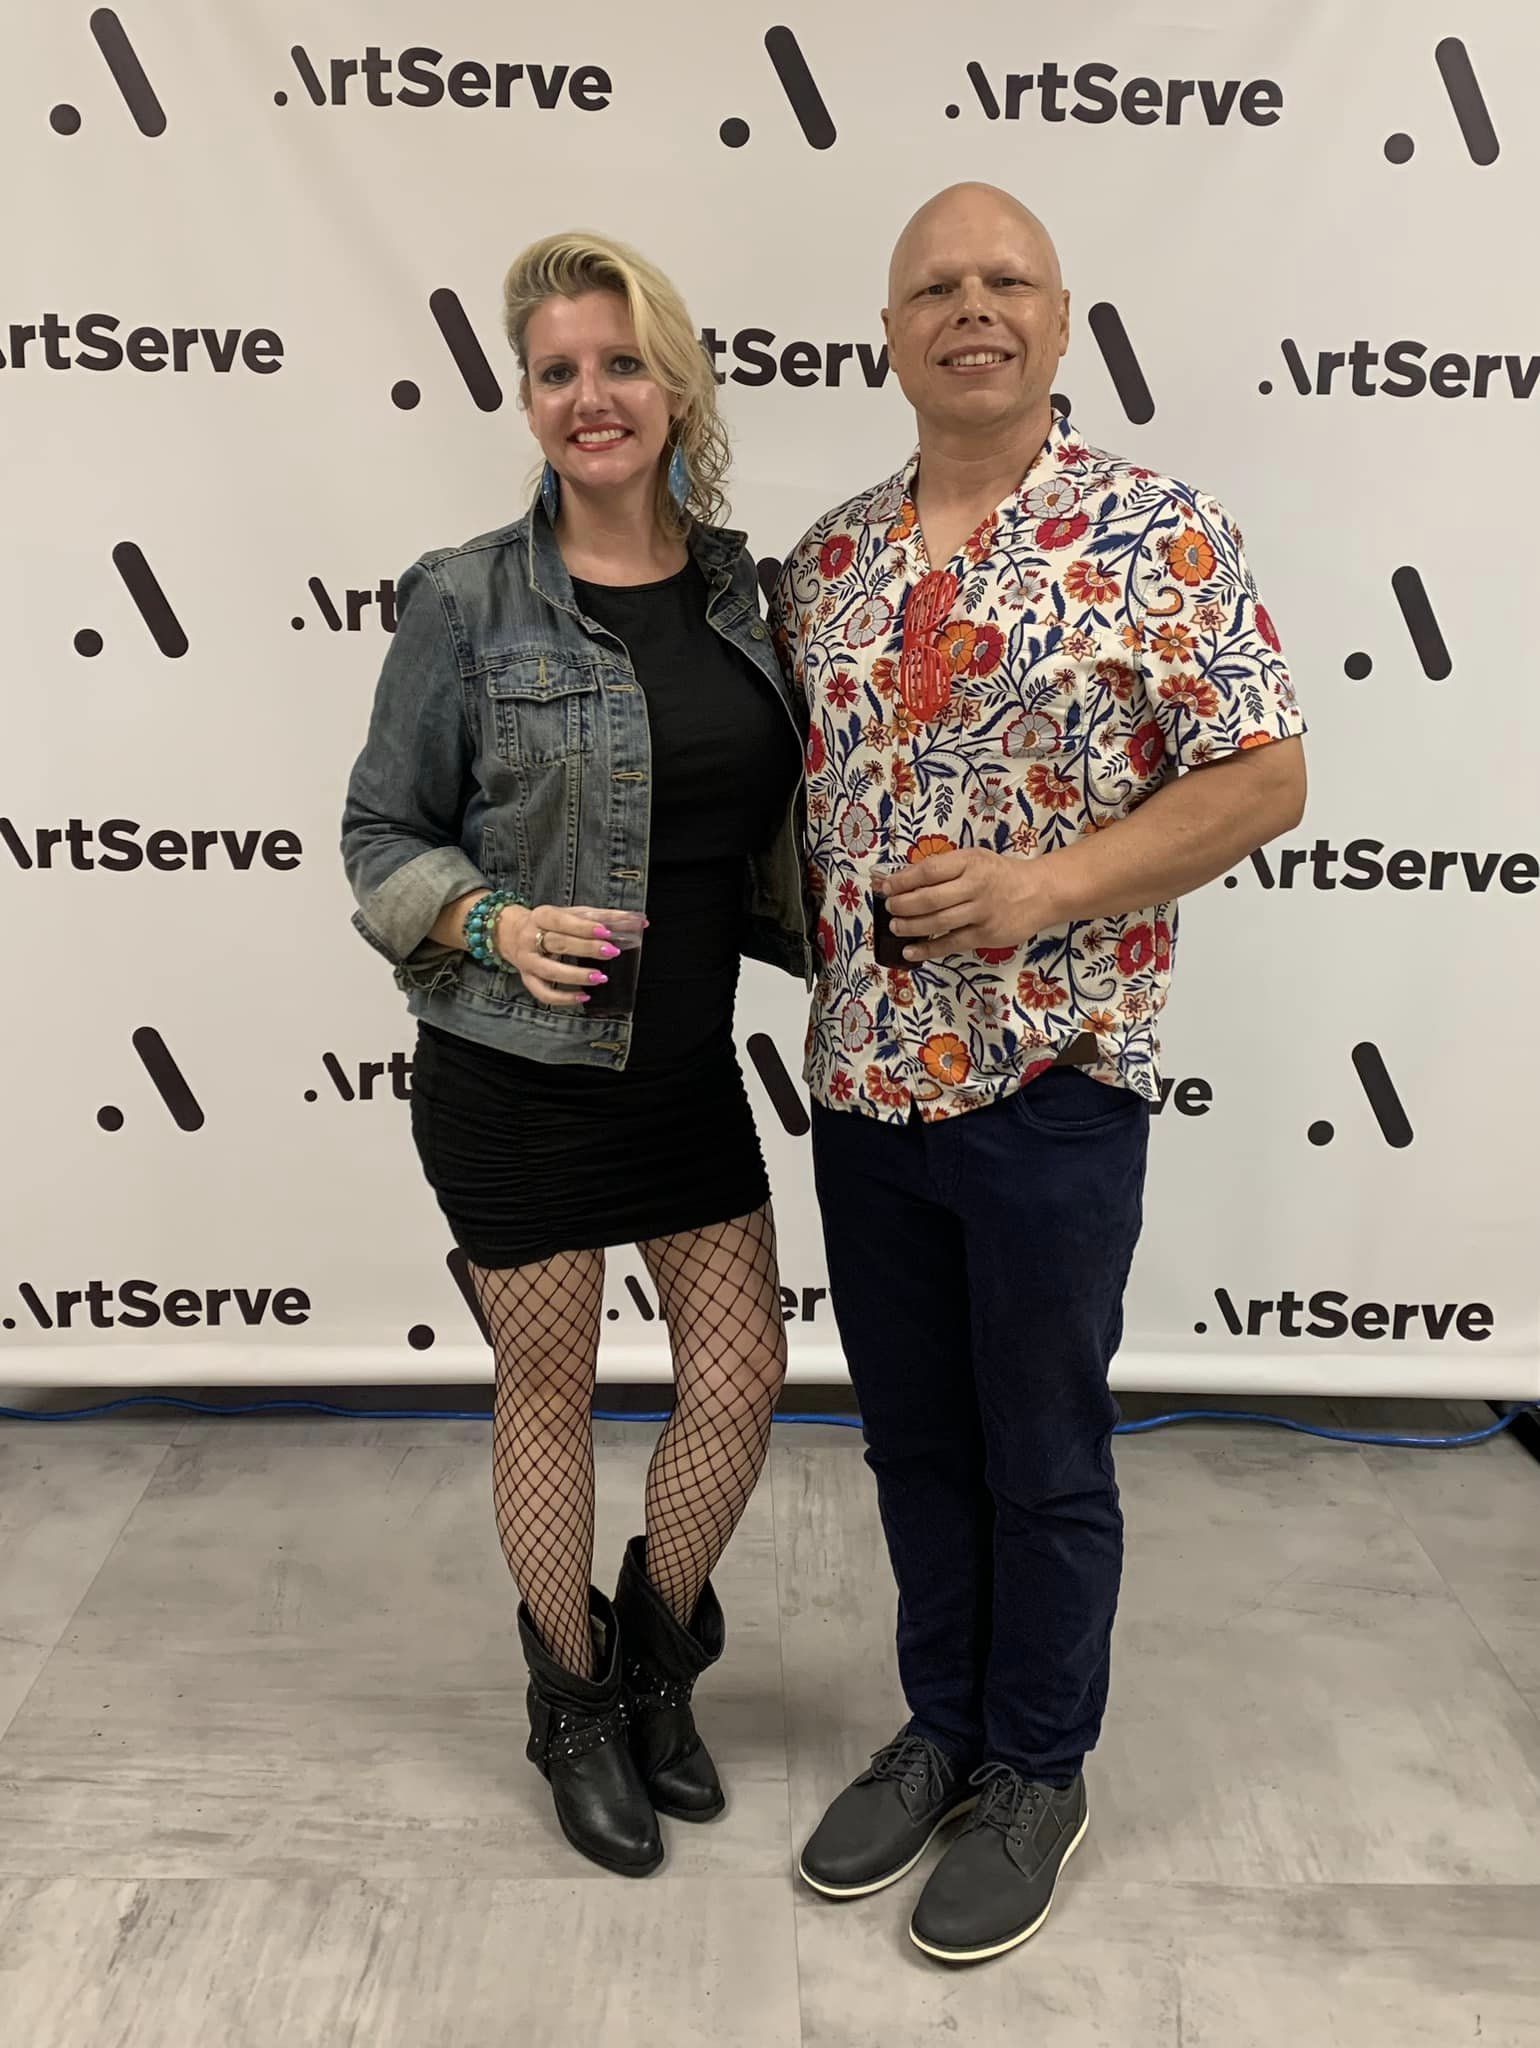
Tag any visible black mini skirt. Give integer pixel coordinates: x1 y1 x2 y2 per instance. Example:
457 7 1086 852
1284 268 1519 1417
408 1020 772 1270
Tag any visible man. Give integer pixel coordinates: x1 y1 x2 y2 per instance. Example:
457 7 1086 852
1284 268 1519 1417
771 184 1305 1966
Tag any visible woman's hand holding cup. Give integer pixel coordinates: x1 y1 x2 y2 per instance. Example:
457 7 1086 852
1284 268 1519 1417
491 902 639 1009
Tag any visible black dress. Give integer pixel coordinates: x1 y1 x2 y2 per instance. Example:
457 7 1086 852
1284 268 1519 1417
409 559 802 1269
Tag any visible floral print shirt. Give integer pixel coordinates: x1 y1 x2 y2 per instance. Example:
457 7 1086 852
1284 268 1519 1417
771 411 1305 1122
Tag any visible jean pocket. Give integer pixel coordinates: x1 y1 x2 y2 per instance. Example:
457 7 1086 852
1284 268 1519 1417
484 652 600 767
1012 1067 1144 1136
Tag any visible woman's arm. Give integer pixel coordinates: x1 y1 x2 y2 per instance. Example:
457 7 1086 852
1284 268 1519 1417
340 560 491 975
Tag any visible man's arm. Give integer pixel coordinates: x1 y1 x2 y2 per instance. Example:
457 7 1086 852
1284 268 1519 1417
884 736 1305 960
1036 733 1304 924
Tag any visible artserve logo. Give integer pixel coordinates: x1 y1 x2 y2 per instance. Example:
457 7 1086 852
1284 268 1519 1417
1 818 302 874
3 1279 311 1335
275 45 611 113
1236 839 1537 899
947 57 1281 130
1263 339 1537 402
0 315 282 378
1197 1287 1493 1344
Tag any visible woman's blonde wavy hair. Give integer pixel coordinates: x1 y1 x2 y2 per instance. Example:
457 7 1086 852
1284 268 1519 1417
502 231 730 537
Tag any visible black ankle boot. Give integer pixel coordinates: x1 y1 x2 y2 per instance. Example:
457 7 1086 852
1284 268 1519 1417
518 1588 663 1877
613 1535 726 1822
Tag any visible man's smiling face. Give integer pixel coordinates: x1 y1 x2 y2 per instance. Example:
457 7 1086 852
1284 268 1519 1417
883 184 1070 440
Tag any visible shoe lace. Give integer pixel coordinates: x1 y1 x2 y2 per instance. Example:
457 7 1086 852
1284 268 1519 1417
867 1732 949 1805
967 1762 1048 1842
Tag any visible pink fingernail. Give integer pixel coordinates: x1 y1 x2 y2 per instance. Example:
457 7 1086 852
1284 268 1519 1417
599 944 621 959
589 972 608 986
593 924 612 938
577 992 591 1003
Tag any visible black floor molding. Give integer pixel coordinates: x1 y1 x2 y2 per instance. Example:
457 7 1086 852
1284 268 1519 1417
1490 1401 1540 1469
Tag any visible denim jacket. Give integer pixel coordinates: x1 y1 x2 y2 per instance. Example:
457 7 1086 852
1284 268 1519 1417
341 496 812 1068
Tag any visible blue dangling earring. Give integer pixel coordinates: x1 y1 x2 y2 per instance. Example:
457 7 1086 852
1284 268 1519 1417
540 461 561 523
667 438 691 511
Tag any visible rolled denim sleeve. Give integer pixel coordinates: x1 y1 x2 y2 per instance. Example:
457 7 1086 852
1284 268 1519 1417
340 559 490 983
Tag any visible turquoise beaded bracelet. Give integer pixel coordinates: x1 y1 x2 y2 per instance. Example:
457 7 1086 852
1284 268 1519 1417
463 889 527 971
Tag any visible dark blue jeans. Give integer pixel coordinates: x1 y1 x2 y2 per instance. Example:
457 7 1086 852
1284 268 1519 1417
811 1068 1150 1784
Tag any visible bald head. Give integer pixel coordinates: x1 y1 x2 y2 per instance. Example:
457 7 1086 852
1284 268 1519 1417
887 184 1062 308
880 183 1070 444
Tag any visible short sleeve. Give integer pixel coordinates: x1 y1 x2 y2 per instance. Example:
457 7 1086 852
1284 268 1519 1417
1133 488 1305 771
769 538 817 716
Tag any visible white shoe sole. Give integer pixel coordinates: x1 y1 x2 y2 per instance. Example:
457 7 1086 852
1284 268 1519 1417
797 1796 979 1900
909 1803 1089 1963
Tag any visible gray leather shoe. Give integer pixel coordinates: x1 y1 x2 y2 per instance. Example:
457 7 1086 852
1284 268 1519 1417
910 1766 1088 1962
798 1729 978 1898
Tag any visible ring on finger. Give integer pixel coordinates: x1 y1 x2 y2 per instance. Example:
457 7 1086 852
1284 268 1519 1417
532 926 551 958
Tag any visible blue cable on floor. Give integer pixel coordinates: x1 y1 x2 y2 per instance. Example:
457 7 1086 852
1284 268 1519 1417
0 1393 1535 1449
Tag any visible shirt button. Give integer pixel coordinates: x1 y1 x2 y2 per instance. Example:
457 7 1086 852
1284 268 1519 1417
750 623 768 640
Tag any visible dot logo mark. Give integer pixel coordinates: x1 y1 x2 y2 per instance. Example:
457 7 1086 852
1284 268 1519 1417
51 9 164 137
392 289 503 413
97 1027 205 1134
1385 37 1498 164
720 28 835 150
1306 1042 1413 1151
75 542 187 660
1343 569 1451 683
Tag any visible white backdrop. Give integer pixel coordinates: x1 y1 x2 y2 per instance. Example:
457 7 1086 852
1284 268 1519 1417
4 2 1536 1394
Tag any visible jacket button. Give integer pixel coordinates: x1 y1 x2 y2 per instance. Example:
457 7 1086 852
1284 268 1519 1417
750 623 768 640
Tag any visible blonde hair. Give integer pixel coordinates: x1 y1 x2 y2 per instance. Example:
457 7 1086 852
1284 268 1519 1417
503 231 730 535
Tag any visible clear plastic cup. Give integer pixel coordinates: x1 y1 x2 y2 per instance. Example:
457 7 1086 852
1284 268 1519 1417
576 910 645 1015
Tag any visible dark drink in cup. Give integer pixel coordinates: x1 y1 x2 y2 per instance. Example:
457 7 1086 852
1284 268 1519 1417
571 911 645 1016
872 887 908 968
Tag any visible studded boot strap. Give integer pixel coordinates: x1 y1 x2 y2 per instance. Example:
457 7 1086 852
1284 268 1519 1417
624 1655 696 1716
542 1698 630 1765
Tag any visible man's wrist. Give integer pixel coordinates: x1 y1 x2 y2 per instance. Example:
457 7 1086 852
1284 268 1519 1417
1019 846 1080 931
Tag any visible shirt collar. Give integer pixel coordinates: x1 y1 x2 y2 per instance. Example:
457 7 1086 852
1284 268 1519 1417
862 407 1082 528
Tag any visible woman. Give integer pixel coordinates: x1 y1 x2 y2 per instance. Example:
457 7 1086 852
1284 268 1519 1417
341 232 809 1877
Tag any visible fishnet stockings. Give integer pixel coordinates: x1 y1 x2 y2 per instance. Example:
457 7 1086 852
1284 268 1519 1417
472 1250 604 1680
639 1203 788 1625
471 1202 787 1679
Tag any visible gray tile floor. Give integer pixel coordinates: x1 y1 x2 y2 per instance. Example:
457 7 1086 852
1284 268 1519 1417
0 1391 1537 2046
